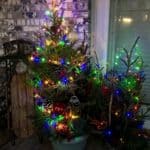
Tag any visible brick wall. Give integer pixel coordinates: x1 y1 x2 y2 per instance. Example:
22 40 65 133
0 0 89 54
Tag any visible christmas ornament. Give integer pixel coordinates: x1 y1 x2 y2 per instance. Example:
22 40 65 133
69 96 80 114
69 96 80 107
52 103 66 114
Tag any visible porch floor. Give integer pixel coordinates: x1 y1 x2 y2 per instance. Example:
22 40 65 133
0 135 106 150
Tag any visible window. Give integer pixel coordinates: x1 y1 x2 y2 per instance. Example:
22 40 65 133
108 0 150 103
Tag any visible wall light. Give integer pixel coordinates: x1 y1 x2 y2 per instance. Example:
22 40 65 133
122 17 133 24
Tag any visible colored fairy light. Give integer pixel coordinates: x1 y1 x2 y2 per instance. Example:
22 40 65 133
41 57 46 63
114 89 122 95
57 123 64 130
62 35 67 42
133 96 139 103
104 129 112 137
46 40 52 46
51 113 56 119
50 120 57 128
135 66 140 71
58 41 65 46
61 77 69 85
57 123 67 131
65 28 69 34
69 76 74 81
37 105 44 112
45 10 52 16
115 111 119 116
43 121 50 129
66 61 70 65
80 63 87 71
34 93 40 98
115 62 118 65
93 69 98 75
47 109 51 114
57 115 64 122
34 57 40 63
71 115 79 119
60 58 66 65
126 111 133 119
30 56 34 61
35 98 43 106
52 60 59 65
37 80 43 88
107 130 112 135
133 105 138 111
36 46 42 51
116 55 119 59
135 44 139 48
44 80 49 85
57 81 61 85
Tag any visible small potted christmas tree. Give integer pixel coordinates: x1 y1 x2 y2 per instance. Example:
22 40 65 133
26 2 89 150
89 37 150 149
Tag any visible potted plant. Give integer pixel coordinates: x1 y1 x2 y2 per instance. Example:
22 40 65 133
34 97 88 150
88 37 150 149
25 2 90 149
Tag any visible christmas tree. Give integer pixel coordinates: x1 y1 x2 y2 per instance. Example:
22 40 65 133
26 2 93 141
89 37 150 149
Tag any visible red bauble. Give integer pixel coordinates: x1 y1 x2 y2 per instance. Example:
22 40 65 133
101 85 112 96
52 103 66 114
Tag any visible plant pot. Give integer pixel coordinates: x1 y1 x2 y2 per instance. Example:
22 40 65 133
51 135 88 150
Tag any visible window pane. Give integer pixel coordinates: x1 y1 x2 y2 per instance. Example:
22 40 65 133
109 0 150 103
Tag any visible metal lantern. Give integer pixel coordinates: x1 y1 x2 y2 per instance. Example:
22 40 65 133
69 96 80 114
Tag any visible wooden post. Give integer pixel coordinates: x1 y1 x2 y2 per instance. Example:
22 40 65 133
11 73 34 138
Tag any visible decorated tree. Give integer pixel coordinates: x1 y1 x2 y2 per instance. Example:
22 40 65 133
89 37 150 149
26 2 95 141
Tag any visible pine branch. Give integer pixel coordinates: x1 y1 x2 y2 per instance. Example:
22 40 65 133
122 37 140 74
130 36 140 56
120 58 128 67
123 48 129 59
130 56 140 66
